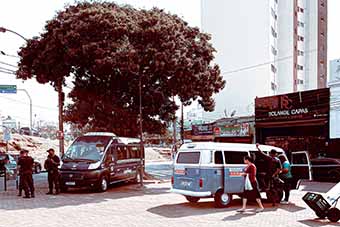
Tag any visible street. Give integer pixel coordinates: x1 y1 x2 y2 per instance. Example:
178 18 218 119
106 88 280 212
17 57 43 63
0 172 338 227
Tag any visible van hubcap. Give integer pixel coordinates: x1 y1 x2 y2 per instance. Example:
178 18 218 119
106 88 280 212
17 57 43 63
101 179 107 191
221 194 229 203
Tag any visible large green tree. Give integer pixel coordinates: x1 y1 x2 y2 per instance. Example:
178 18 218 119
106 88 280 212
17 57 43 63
17 1 225 137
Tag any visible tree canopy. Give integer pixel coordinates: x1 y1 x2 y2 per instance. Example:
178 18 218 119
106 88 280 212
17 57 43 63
17 1 225 137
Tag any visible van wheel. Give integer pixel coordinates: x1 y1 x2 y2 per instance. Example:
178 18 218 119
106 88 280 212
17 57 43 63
98 176 108 192
185 196 200 203
327 208 340 222
214 190 232 208
35 165 41 174
315 212 327 219
133 169 142 184
60 186 68 193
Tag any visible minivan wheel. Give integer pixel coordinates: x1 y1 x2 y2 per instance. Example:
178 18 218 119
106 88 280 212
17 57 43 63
98 176 108 192
185 196 200 203
327 208 340 222
214 190 232 208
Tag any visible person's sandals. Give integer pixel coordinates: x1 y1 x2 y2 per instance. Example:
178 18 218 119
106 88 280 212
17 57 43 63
236 209 246 213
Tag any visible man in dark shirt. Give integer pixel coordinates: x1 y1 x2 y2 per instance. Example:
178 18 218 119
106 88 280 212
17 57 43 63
17 150 35 198
44 148 60 195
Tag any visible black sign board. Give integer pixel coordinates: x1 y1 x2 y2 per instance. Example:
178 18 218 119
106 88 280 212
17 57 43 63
255 88 329 123
192 123 214 136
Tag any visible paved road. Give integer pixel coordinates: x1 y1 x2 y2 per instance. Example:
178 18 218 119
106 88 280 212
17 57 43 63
0 173 339 227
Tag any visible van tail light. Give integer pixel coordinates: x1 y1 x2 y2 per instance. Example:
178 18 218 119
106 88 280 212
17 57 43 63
171 176 174 185
199 178 203 188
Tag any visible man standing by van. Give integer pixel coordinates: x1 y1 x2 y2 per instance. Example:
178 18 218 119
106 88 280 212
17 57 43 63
17 150 35 198
256 144 281 205
44 148 60 195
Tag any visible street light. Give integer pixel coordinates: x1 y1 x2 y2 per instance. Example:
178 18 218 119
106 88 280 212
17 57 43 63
0 27 28 41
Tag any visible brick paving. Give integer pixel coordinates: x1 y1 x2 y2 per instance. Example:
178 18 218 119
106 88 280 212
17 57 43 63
0 174 339 227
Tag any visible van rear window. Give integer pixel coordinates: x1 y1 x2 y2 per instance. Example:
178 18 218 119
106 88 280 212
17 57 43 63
177 152 200 164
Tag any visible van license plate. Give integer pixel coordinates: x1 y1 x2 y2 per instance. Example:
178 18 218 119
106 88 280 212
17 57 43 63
65 182 76 186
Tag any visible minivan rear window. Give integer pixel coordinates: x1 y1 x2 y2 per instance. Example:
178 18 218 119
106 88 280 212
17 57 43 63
177 152 200 164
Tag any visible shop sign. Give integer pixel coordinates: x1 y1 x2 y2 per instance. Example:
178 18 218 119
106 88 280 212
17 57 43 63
192 123 214 136
214 123 250 137
255 88 329 122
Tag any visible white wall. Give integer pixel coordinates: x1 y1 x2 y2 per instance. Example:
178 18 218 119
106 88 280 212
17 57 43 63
277 0 295 94
304 0 319 90
201 0 271 119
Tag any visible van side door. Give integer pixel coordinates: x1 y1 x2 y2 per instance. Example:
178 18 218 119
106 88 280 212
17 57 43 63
291 151 312 189
105 144 116 182
223 151 248 194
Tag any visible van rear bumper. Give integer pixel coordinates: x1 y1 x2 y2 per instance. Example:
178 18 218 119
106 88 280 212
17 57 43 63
171 188 212 197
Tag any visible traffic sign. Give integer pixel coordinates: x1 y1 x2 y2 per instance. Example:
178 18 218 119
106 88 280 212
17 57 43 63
0 85 17 94
3 127 11 142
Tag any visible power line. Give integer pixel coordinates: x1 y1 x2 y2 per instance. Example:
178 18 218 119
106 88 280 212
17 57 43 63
0 69 15 75
0 60 17 69
0 95 58 111
221 49 317 76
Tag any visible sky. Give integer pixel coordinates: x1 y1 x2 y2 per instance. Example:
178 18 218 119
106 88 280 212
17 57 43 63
0 0 340 128
0 0 200 127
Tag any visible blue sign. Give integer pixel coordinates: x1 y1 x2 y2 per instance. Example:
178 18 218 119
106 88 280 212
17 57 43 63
3 127 11 142
0 85 17 94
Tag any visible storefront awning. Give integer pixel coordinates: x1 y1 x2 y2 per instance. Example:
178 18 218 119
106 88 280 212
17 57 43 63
255 118 328 128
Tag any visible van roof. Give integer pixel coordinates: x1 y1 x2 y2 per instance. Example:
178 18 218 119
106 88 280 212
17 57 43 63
179 142 284 153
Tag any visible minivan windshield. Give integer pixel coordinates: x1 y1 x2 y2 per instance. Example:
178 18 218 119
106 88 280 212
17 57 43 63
64 136 111 162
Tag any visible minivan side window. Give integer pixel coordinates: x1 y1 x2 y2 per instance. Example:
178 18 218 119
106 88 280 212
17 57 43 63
224 151 248 164
214 151 224 164
177 152 200 164
117 145 128 160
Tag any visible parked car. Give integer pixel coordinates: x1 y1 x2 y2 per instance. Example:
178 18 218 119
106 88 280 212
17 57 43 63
11 154 42 174
20 127 31 136
0 153 17 179
311 158 340 182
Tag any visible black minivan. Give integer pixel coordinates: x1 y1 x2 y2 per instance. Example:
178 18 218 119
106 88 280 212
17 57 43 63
60 132 142 192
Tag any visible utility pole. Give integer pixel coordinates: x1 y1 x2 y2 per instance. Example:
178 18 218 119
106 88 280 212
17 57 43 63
57 81 64 156
18 89 32 131
138 75 144 187
180 102 184 144
172 97 177 160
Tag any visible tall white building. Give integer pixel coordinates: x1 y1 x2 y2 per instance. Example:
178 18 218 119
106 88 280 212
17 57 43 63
201 0 327 119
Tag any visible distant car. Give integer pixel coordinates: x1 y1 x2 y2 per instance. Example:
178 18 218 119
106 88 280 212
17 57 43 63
11 154 42 174
0 153 17 179
20 127 31 136
311 158 340 182
31 129 40 137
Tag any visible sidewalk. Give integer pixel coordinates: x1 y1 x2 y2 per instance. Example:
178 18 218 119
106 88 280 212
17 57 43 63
0 174 338 227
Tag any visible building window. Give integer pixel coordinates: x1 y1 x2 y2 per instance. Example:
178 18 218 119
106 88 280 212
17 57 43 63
271 46 277 55
271 8 277 20
271 27 277 38
271 64 277 73
297 50 304 56
298 21 304 27
296 64 304 70
296 79 304 85
298 7 304 13
321 1 325 7
271 82 277 90
298 36 304 41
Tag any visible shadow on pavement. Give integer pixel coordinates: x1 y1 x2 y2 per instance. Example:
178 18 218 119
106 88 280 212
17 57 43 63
147 198 305 219
0 174 169 211
299 181 336 193
298 219 340 227
147 200 239 218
